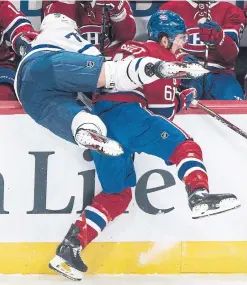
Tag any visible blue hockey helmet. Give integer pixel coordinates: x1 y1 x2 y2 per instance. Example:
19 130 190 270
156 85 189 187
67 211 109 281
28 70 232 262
148 10 187 43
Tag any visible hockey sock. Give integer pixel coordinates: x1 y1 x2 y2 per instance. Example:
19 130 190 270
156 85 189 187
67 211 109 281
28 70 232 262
75 188 132 247
169 140 209 193
104 57 161 91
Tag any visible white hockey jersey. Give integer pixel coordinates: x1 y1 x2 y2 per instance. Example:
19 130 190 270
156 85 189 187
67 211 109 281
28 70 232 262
30 26 101 56
14 25 101 101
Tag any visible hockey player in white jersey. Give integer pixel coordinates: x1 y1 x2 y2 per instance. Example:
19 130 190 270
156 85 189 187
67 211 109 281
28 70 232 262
14 13 209 155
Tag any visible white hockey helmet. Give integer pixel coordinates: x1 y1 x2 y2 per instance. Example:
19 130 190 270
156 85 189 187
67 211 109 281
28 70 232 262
40 13 77 32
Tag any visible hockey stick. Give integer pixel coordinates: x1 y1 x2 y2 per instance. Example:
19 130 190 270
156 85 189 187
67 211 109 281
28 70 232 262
202 1 211 97
203 1 211 70
77 92 93 111
99 4 108 54
192 100 247 139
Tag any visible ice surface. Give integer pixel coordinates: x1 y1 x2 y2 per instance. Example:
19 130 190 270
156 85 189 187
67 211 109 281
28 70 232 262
1 275 247 285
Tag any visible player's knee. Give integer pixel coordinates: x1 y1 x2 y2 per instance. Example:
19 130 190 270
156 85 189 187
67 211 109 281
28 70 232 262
212 75 244 100
215 85 243 100
71 110 107 137
169 139 203 165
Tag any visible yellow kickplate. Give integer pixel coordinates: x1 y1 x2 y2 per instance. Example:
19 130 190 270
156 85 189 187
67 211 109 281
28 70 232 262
181 241 247 273
0 242 181 274
0 241 247 274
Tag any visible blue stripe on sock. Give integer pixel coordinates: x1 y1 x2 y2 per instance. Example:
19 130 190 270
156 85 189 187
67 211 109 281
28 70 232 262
178 161 206 180
85 209 106 231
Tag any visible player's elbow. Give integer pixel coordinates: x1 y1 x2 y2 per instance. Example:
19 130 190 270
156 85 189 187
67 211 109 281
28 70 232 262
217 37 239 63
117 25 136 41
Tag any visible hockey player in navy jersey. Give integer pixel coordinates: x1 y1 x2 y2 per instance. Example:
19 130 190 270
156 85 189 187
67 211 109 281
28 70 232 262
48 11 240 281
0 1 38 100
160 0 246 100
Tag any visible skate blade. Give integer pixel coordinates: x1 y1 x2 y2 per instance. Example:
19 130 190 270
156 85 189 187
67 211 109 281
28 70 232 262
192 198 241 219
49 255 83 281
76 130 124 156
163 62 209 79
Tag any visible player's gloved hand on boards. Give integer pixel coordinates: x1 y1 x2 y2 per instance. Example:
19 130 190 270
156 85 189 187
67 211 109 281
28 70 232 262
96 0 125 17
199 21 224 47
176 87 197 112
12 31 39 57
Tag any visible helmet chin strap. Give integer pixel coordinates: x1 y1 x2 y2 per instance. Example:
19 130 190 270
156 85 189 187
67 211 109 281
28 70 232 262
167 36 175 50
167 41 173 50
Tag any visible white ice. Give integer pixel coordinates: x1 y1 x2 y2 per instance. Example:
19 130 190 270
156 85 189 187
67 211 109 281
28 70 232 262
1 275 247 285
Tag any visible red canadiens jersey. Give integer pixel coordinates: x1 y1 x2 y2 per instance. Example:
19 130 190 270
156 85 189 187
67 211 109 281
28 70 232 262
43 1 136 50
0 1 34 85
95 40 181 120
160 1 245 72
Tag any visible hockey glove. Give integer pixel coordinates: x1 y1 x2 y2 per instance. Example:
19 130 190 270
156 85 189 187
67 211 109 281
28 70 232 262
175 50 199 63
176 88 197 112
199 21 225 47
12 31 39 57
96 0 125 18
183 54 199 63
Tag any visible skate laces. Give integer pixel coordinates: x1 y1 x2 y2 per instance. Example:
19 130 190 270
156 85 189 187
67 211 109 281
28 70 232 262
189 188 208 198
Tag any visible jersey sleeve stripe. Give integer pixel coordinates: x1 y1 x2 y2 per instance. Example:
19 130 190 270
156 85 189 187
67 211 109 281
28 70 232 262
3 17 32 40
30 44 64 52
78 44 94 53
223 29 240 45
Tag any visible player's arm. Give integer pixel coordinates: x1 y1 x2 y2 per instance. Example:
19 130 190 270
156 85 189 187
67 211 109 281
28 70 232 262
199 5 245 63
42 0 77 20
97 0 136 42
0 1 38 56
110 0 136 41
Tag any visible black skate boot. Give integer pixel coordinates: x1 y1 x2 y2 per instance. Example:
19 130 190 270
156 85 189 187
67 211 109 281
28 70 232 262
187 187 241 219
49 224 87 281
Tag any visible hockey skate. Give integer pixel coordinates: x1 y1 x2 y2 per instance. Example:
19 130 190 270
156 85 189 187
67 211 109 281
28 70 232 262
188 188 241 219
75 127 124 156
49 224 87 281
152 61 209 79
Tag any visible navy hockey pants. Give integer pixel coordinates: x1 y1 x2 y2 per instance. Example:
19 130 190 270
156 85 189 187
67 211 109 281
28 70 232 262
182 73 244 100
15 50 104 143
91 101 190 194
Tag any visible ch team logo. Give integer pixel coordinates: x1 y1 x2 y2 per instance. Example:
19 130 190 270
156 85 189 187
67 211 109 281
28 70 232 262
79 25 110 47
186 28 204 46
